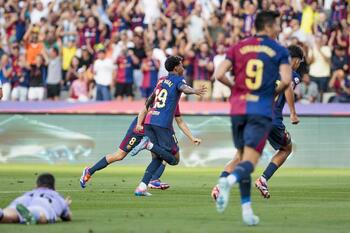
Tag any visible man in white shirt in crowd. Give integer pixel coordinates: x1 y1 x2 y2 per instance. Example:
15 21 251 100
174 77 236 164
212 44 231 101
93 47 115 101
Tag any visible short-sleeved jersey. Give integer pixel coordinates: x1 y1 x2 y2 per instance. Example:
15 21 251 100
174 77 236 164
116 55 134 84
20 188 70 220
144 74 185 129
226 35 290 118
142 58 159 89
273 71 301 127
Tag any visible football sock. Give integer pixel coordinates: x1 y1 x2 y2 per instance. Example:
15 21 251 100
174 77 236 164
151 163 166 180
138 182 147 190
241 201 253 216
239 176 252 205
228 161 254 186
141 158 162 185
149 145 177 165
262 162 279 181
146 142 153 150
0 208 3 221
89 157 109 175
220 171 230 177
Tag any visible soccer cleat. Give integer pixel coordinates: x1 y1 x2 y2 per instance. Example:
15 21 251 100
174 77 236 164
16 204 37 225
255 177 270 199
129 136 150 157
216 178 231 213
148 180 170 190
80 167 91 189
242 213 260 226
211 185 220 201
134 187 152 196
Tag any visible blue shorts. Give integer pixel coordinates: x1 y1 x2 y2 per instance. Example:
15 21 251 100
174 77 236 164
144 124 179 155
231 115 272 153
268 125 291 150
119 130 144 153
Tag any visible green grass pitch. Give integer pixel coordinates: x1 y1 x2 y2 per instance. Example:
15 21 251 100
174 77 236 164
0 164 349 233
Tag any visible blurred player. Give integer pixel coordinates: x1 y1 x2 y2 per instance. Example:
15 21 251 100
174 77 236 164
80 91 201 191
213 11 292 225
130 56 207 196
212 45 305 201
0 173 72 225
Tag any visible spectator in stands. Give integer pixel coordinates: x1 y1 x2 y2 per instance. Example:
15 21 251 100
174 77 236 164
28 55 47 101
11 55 29 102
69 67 89 102
65 56 80 86
296 73 319 104
140 48 159 99
93 47 115 101
115 48 139 101
23 24 44 66
46 47 62 100
187 3 205 43
212 44 231 101
62 40 77 84
0 54 12 101
193 42 214 101
308 34 332 102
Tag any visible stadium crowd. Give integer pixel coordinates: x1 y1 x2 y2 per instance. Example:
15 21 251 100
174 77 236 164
0 0 349 103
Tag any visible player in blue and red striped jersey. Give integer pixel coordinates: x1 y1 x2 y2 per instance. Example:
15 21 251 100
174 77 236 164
212 45 305 201
213 11 292 225
140 48 160 98
115 49 139 101
129 56 207 196
79 87 202 191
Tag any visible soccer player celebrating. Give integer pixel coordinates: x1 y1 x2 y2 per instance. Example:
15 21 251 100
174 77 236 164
130 56 207 196
80 77 203 190
0 173 72 224
213 11 292 225
212 45 305 200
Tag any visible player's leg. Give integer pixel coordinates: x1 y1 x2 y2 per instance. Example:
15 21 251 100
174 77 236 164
80 133 142 188
135 153 163 196
256 127 292 198
216 116 245 212
129 126 179 165
149 161 170 190
217 116 271 225
135 126 162 196
211 152 241 200
0 208 19 223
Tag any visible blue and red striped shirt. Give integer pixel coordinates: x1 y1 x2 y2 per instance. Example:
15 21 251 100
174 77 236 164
116 55 134 84
142 58 159 89
226 35 290 118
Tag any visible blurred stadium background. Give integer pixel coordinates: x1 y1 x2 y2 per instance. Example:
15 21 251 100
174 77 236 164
0 0 349 166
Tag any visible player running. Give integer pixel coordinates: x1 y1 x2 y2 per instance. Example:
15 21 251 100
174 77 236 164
213 11 292 225
80 95 201 190
0 173 72 225
212 45 305 201
129 55 207 196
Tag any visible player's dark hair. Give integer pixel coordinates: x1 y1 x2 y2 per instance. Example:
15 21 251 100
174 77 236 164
145 91 156 110
36 173 55 190
255 11 280 32
165 56 182 72
296 60 309 77
288 45 304 60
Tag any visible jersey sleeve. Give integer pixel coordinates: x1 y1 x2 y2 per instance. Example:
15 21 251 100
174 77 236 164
176 78 187 91
174 105 181 117
277 46 290 65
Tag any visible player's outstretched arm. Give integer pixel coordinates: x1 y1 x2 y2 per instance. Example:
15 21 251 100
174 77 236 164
179 84 207 96
284 84 299 124
276 64 292 94
175 116 201 146
213 60 234 88
136 107 148 132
